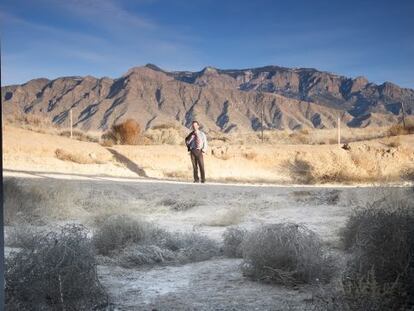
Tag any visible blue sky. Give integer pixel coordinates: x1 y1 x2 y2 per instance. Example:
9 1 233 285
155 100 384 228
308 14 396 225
1 0 413 87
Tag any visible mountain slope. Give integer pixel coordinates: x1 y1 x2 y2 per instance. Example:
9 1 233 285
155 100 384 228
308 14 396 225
2 64 413 132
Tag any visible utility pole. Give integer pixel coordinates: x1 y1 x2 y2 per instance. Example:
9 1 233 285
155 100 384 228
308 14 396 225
70 109 73 139
256 91 264 143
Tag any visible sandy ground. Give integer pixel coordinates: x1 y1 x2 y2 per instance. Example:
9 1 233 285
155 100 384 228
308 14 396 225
3 125 414 184
4 171 413 310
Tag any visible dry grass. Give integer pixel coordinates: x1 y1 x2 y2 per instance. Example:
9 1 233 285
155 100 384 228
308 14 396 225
144 126 184 145
241 223 335 285
6 224 109 311
59 129 99 143
382 136 401 148
387 121 414 137
5 113 54 129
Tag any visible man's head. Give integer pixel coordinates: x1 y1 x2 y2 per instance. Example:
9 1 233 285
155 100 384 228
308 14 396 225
191 120 200 131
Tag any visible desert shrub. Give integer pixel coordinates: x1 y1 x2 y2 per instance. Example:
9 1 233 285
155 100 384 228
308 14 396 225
5 224 109 311
339 199 414 308
144 127 183 145
387 121 414 137
286 157 316 184
3 179 77 225
3 178 48 225
59 130 99 143
5 224 43 249
119 231 221 268
55 148 103 164
110 119 141 145
223 226 247 258
93 215 163 255
119 244 177 268
311 270 403 311
161 231 221 263
94 216 220 267
120 230 221 267
241 223 334 285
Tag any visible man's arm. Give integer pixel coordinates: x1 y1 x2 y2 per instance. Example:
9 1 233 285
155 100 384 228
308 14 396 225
185 131 194 145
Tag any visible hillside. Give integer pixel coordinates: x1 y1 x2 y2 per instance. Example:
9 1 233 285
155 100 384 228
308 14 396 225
2 64 413 132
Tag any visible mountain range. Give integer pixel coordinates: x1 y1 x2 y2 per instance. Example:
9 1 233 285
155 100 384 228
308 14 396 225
2 64 414 133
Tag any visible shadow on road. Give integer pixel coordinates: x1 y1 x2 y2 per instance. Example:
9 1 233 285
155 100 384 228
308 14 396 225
107 148 148 177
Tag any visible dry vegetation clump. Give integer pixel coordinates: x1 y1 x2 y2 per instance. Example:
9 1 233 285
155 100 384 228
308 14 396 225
59 129 99 143
223 226 247 258
93 215 221 267
102 119 141 145
6 224 109 311
286 157 316 184
313 198 414 311
387 121 414 137
55 148 106 164
211 146 231 160
159 197 200 211
340 200 414 308
144 124 184 145
92 215 161 255
311 270 403 311
241 223 334 286
5 224 44 249
383 136 401 148
5 113 55 131
3 178 45 225
4 178 82 225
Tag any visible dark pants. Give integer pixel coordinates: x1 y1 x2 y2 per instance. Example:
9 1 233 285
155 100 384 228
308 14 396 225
190 149 205 182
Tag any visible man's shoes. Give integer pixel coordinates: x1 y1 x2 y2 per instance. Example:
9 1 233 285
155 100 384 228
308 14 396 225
201 180 206 184
193 180 199 183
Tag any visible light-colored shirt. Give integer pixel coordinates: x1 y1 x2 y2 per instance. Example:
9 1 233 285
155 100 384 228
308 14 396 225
187 130 208 153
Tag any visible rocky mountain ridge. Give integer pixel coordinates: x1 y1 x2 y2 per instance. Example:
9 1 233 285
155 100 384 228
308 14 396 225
2 64 413 132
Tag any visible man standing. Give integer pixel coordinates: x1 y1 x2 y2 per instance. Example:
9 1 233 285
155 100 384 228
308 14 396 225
185 121 208 183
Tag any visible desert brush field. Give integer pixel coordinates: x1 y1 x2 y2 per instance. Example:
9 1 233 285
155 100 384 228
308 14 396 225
3 121 414 310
